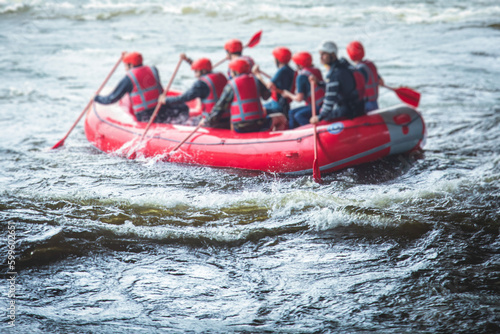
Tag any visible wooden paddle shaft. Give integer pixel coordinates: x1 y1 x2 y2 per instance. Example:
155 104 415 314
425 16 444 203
139 57 183 141
51 52 125 149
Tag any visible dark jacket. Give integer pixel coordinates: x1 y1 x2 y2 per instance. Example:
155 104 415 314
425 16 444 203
318 58 364 121
164 80 210 105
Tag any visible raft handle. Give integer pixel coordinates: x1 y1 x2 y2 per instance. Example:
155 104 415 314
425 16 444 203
393 113 412 125
285 152 299 158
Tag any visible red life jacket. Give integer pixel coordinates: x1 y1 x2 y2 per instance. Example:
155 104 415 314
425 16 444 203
229 74 266 124
357 60 379 102
199 72 228 118
350 66 366 102
126 66 163 114
299 67 325 107
341 62 366 118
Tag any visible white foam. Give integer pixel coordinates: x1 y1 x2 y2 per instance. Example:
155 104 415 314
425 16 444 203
0 3 28 14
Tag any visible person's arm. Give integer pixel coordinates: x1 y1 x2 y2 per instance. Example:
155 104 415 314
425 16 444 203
319 68 355 121
180 53 193 66
205 84 233 125
378 75 385 87
257 77 271 100
252 65 283 97
94 76 133 104
311 73 342 123
318 81 341 121
252 64 268 87
164 80 209 105
282 75 307 102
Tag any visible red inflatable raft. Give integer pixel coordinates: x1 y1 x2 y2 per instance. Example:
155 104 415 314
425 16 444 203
84 92 426 176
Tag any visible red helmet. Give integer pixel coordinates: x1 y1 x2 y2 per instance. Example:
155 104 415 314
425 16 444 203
191 58 212 72
291 51 312 67
272 47 292 63
346 41 365 61
228 58 250 74
123 52 143 66
224 39 243 53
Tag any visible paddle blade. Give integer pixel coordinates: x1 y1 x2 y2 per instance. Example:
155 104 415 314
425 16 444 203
51 139 65 150
128 151 137 160
246 30 262 48
312 159 322 184
395 87 421 108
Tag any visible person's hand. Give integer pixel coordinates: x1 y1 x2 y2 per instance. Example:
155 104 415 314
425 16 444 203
268 83 283 95
281 89 291 99
267 82 276 91
310 115 319 124
378 76 385 87
158 93 167 105
252 64 260 75
180 53 192 64
308 75 318 85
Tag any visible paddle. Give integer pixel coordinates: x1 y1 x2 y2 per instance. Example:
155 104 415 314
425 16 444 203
310 81 322 184
382 85 421 108
260 70 271 79
128 57 183 159
168 119 204 157
213 30 263 69
253 66 282 95
51 52 125 150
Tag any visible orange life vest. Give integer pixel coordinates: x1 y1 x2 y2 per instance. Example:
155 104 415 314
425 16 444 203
229 74 266 124
299 67 325 107
357 60 379 102
126 66 162 114
199 72 228 118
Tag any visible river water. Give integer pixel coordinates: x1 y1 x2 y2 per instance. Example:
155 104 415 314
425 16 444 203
1 0 499 333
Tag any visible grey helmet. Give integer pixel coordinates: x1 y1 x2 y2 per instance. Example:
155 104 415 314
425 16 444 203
318 41 338 56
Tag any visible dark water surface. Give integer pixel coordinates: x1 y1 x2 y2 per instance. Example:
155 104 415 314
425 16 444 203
1 1 499 333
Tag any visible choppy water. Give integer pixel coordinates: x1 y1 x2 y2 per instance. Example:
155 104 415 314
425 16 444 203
1 0 499 333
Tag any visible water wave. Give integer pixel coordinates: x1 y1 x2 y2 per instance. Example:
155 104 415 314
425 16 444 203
0 2 31 15
2 176 447 256
3 0 500 26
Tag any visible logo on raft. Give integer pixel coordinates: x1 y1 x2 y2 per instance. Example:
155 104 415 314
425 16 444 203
327 122 344 135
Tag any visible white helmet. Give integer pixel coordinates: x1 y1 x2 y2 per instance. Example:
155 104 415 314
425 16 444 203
318 41 338 56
